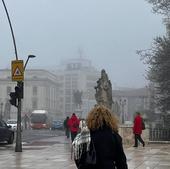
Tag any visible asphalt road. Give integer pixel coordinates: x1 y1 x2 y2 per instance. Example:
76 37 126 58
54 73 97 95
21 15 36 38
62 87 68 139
21 129 64 143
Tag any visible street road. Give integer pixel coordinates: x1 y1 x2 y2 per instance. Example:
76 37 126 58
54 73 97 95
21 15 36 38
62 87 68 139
22 129 64 143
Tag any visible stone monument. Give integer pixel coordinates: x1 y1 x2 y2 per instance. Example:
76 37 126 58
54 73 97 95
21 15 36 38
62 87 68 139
73 90 83 117
94 69 113 110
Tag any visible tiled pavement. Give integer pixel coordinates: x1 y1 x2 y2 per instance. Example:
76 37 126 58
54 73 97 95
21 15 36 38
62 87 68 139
0 135 170 169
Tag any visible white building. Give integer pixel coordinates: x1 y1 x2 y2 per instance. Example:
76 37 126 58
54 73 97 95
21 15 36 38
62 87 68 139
55 58 100 118
0 69 61 120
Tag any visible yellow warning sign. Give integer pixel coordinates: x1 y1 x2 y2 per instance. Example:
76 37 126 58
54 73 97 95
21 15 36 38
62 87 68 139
11 60 24 81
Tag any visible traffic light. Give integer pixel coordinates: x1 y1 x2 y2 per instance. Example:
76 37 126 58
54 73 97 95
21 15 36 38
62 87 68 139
9 83 23 107
14 82 23 99
9 92 17 107
17 82 23 99
15 86 21 98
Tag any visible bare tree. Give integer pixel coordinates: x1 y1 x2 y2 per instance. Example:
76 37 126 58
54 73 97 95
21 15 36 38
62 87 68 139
146 0 170 16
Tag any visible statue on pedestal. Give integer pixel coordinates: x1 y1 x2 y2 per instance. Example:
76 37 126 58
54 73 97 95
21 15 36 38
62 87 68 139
94 69 113 109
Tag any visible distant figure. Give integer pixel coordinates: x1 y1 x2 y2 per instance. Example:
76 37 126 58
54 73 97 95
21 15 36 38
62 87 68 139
133 112 145 147
63 116 70 138
68 113 80 142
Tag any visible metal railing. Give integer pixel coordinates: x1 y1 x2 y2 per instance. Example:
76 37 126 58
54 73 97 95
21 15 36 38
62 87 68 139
149 128 170 141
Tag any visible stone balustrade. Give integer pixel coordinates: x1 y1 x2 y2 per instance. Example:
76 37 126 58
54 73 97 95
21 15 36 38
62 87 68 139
119 125 149 147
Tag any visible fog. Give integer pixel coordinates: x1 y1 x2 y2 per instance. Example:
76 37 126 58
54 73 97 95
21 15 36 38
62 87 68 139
0 0 165 88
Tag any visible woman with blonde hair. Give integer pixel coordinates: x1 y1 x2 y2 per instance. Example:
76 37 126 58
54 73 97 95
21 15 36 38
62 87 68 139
85 105 128 169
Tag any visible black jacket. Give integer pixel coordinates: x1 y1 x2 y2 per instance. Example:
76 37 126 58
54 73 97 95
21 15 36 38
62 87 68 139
90 126 128 169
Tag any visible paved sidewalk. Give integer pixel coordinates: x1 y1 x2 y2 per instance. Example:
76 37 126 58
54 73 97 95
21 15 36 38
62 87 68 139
0 135 170 169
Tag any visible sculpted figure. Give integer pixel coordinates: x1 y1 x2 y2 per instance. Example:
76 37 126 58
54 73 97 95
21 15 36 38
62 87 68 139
73 90 82 109
94 69 113 109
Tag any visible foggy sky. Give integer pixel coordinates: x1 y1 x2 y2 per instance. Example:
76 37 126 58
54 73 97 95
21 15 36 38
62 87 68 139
0 0 165 88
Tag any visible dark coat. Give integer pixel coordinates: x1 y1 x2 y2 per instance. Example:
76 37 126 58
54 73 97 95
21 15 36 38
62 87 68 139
90 126 128 169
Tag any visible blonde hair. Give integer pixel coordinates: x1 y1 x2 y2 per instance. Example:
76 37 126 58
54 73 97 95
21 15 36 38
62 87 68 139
86 105 118 132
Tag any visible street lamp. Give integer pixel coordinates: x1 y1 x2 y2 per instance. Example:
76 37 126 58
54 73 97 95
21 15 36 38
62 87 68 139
2 0 36 152
24 55 36 70
119 99 126 124
15 55 36 152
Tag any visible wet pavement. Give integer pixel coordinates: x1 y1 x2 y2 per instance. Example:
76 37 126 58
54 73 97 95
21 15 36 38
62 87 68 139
0 135 170 169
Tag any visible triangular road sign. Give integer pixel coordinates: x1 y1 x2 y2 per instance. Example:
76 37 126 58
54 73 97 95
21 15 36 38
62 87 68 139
11 60 24 81
13 67 22 76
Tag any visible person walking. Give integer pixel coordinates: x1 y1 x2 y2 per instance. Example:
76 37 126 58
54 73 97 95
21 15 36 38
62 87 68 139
68 113 80 142
73 105 128 169
133 112 145 147
63 116 70 138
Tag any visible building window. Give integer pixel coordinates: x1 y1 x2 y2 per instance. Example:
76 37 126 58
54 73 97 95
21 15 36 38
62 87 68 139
32 100 37 109
33 86 37 96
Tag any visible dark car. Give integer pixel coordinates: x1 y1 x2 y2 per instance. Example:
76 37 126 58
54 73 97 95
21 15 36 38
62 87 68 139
51 120 63 130
0 120 14 144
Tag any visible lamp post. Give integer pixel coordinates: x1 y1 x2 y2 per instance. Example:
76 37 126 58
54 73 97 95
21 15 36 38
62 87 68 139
119 99 126 124
15 55 36 152
2 0 18 60
1 0 36 152
0 103 3 120
24 55 36 70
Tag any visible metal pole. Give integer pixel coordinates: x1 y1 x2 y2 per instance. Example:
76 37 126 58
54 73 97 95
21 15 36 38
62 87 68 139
0 103 3 120
122 102 124 124
15 93 22 152
2 0 18 60
1 0 22 152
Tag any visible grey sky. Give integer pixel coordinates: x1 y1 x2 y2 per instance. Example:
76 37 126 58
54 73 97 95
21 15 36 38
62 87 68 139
0 0 165 88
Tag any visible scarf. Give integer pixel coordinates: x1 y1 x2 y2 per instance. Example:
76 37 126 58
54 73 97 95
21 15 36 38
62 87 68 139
72 126 91 160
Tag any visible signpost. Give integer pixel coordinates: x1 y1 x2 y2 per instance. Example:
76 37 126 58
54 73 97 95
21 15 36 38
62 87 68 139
2 0 36 152
11 60 24 152
11 60 24 81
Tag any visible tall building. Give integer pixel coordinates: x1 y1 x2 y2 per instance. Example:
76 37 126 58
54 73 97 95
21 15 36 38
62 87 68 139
0 69 60 120
55 57 100 118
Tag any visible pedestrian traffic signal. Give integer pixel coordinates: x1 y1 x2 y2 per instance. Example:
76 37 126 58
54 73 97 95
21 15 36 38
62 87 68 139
9 92 17 107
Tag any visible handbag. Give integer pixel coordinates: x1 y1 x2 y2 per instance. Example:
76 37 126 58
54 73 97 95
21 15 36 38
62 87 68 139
77 140 96 169
84 140 96 165
142 120 145 130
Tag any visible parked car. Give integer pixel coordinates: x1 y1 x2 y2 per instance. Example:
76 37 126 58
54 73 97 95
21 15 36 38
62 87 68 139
0 120 14 144
51 120 63 130
6 119 23 131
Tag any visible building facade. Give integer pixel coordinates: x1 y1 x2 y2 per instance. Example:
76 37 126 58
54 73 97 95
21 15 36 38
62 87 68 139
112 88 151 124
55 58 100 118
0 69 61 120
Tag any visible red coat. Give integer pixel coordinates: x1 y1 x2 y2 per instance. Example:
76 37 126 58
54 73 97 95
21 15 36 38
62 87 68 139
67 114 80 133
133 115 143 134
